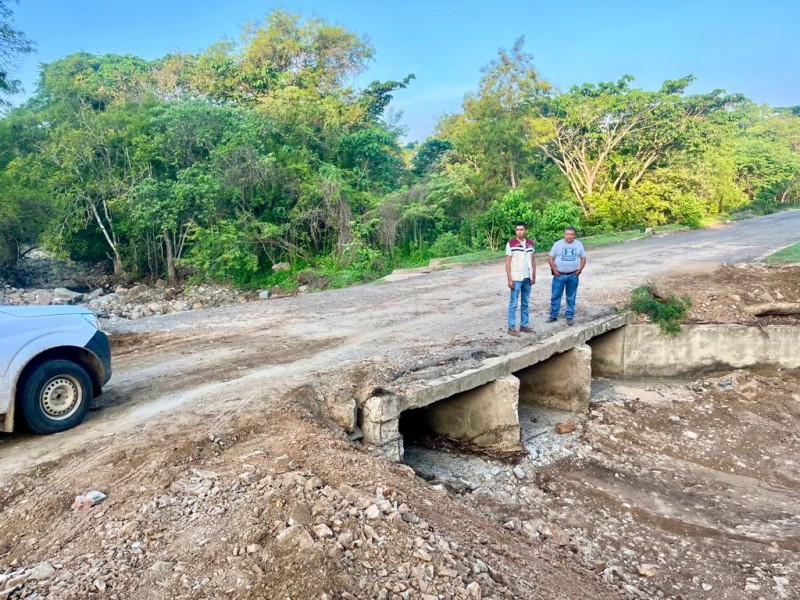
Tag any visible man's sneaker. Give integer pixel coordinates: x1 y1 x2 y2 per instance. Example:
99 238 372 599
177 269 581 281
566 319 574 326
520 326 534 333
508 328 520 337
546 317 558 323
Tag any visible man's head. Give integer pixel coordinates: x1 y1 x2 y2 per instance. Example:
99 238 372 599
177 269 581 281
515 221 527 240
564 226 576 243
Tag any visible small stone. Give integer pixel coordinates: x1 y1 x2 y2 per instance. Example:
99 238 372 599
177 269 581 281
313 524 334 539
365 504 381 519
275 525 314 549
512 466 526 480
683 430 698 440
472 559 488 574
466 581 482 599
412 549 432 562
272 262 291 272
637 564 658 578
289 503 313 526
72 490 107 510
150 561 174 572
668 415 681 423
190 468 219 480
538 523 569 546
701 583 713 591
555 420 577 434
258 290 271 300
28 561 56 581
246 544 261 554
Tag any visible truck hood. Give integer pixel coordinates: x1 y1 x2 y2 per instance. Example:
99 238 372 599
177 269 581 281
0 305 93 318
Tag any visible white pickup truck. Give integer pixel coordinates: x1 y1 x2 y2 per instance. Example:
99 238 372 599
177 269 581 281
0 305 112 434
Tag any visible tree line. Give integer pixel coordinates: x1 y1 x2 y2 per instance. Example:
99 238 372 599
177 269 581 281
1 9 798 287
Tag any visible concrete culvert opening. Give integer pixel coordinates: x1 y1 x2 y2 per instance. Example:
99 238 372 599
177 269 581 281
398 406 435 445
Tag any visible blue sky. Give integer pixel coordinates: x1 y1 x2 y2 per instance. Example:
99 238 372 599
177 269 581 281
9 0 800 141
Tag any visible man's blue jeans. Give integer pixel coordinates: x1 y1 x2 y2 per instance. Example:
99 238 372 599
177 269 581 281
550 273 579 319
508 279 531 328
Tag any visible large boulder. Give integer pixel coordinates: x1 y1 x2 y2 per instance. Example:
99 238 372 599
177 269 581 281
53 288 84 304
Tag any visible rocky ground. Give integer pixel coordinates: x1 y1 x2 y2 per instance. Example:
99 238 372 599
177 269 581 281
0 251 259 319
652 264 800 326
0 401 617 600
405 369 800 600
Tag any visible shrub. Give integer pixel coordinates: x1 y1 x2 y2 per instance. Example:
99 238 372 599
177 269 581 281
537 201 581 248
629 282 691 335
181 220 259 284
430 231 468 258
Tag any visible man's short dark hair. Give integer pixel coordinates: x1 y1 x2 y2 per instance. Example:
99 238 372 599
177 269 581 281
515 221 527 228
564 226 576 233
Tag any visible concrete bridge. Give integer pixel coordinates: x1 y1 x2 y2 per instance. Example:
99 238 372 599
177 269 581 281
359 314 800 461
360 313 633 461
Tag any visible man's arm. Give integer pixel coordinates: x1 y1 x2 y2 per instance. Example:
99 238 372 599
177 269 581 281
576 256 587 275
531 254 536 284
548 255 559 276
505 255 514 289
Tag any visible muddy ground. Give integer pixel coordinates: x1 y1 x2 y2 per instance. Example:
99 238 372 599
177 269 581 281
0 212 799 599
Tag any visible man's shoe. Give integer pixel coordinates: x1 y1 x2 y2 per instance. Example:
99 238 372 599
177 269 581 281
546 317 558 323
520 326 534 333
566 319 574 326
508 328 520 337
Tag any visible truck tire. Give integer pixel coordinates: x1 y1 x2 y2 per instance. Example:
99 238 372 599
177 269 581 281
19 359 93 434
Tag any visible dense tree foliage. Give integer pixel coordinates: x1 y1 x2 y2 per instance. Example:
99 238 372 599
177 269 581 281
1 17 797 281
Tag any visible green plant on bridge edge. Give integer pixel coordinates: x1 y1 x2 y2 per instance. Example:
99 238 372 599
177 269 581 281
630 282 691 335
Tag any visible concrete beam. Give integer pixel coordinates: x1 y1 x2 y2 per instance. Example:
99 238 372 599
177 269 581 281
518 345 591 412
360 394 406 461
425 375 522 451
590 324 800 378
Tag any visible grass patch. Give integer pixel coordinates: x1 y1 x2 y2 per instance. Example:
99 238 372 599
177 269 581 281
652 224 691 232
440 249 505 265
582 230 646 248
630 282 692 335
763 242 800 264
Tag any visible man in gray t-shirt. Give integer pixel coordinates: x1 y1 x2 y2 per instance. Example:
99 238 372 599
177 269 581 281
547 226 586 325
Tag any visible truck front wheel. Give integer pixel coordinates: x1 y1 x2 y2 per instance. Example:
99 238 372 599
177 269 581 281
20 360 93 434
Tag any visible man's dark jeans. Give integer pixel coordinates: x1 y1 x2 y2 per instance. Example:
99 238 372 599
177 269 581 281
550 273 579 319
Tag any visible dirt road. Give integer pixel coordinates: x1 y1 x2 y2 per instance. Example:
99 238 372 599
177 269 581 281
0 211 798 599
1 210 799 477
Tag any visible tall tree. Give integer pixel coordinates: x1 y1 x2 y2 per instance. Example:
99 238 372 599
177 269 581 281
439 38 551 191
532 76 740 213
0 0 34 102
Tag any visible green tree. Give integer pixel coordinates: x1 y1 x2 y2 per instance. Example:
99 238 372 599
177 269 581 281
533 76 740 213
0 0 34 102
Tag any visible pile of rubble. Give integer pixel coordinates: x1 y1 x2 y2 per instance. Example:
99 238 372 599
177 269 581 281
2 463 521 599
0 282 255 320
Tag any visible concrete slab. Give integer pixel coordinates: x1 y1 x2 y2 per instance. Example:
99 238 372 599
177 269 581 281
397 313 633 410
